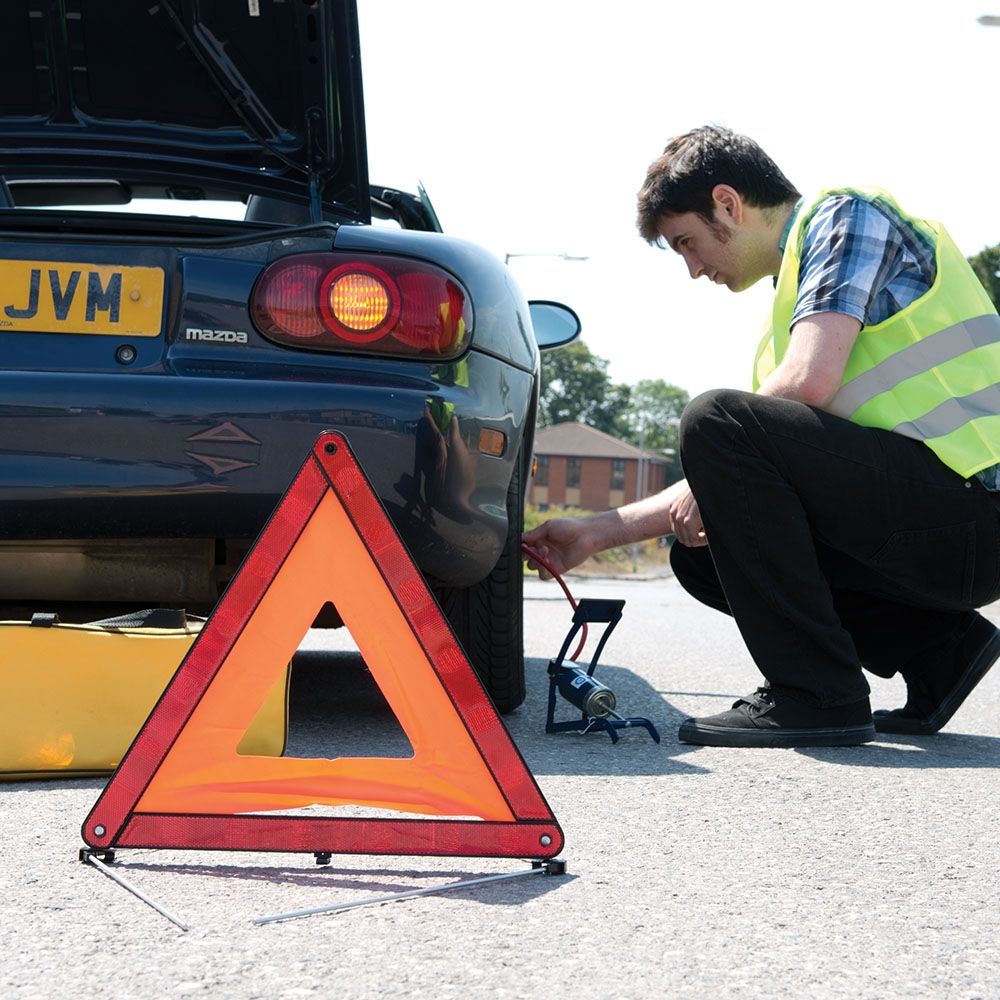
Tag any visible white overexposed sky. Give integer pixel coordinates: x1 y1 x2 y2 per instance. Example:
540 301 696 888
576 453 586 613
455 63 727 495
358 0 1000 396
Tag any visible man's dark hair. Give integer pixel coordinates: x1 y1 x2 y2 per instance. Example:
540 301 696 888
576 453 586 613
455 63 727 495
636 126 800 242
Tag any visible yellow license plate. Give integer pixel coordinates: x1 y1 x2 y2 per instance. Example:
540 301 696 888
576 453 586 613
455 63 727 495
0 260 164 337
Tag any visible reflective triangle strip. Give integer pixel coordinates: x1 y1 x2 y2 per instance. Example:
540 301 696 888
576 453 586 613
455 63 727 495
113 815 558 857
81 432 563 861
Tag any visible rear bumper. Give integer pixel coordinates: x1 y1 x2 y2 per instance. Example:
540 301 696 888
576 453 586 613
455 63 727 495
0 352 533 589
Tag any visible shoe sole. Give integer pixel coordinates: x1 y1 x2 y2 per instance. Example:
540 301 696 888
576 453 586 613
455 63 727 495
677 722 876 748
873 629 1000 735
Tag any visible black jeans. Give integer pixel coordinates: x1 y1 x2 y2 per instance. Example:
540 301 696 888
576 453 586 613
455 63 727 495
672 389 1000 707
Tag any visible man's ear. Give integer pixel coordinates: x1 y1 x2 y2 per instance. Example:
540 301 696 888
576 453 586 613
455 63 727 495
711 184 744 224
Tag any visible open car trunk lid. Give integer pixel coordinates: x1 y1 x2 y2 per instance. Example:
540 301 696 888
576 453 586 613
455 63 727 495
0 0 369 222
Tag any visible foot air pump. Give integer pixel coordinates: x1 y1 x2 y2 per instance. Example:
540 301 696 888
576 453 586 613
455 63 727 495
546 598 660 744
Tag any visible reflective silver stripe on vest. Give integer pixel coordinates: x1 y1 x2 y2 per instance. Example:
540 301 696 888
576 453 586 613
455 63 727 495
827 313 1000 419
892 382 1000 441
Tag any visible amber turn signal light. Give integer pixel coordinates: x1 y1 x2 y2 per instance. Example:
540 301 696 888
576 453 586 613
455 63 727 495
478 428 506 457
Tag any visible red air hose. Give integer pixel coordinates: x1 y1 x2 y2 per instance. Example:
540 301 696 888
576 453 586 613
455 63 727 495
520 542 588 660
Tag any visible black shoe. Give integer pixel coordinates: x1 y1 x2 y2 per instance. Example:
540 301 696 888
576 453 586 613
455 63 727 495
873 614 1000 735
678 687 875 748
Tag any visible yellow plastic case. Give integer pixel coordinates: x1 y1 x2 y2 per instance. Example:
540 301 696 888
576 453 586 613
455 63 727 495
0 617 289 780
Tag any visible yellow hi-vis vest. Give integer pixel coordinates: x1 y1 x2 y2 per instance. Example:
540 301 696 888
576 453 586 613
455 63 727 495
752 187 1000 478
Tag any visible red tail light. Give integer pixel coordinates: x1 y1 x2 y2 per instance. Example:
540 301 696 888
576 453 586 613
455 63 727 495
251 253 472 359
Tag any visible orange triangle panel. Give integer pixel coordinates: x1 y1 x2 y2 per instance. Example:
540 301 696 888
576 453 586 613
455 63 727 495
82 432 562 860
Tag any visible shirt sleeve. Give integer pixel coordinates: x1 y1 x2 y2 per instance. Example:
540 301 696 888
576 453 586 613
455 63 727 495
792 195 909 329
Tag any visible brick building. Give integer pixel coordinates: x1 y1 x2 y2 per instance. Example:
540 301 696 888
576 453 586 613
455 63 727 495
528 422 671 511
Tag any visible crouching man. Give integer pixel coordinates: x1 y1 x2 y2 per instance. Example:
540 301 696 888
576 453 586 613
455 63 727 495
524 126 1000 748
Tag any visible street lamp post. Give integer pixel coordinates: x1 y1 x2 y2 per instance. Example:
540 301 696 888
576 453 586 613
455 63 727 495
631 419 646 573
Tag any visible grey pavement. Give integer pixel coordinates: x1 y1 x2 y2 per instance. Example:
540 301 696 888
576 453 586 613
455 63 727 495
1 575 998 1000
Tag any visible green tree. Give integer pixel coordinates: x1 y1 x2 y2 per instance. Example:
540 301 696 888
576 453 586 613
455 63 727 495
968 243 1000 310
623 379 690 482
539 340 632 436
600 382 633 438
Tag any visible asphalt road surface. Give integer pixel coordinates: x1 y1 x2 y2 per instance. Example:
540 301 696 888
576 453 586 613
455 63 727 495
2 575 998 1000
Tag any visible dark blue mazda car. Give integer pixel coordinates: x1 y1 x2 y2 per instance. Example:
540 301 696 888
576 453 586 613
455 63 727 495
0 0 578 712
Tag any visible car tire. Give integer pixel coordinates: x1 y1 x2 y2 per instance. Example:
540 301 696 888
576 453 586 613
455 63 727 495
436 454 526 714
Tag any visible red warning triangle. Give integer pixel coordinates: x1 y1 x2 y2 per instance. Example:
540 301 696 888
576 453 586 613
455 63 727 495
82 432 562 860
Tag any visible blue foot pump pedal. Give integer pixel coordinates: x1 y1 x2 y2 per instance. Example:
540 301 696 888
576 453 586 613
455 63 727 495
546 598 660 744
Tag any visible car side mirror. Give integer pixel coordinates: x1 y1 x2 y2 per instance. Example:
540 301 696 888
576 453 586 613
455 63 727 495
528 301 581 350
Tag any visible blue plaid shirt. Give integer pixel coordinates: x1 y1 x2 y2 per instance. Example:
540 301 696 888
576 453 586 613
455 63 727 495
791 194 936 328
781 193 999 489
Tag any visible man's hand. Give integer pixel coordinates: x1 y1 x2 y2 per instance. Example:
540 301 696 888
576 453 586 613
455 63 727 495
664 479 706 547
523 481 689 578
522 516 601 580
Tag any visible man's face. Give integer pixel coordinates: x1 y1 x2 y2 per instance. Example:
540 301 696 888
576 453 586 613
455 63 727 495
656 208 758 292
